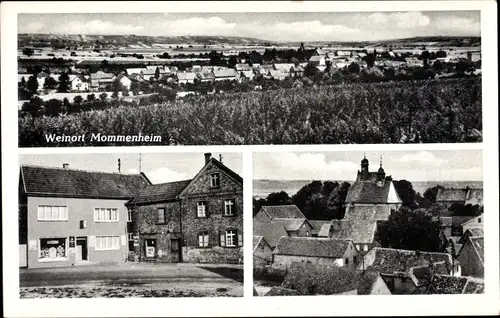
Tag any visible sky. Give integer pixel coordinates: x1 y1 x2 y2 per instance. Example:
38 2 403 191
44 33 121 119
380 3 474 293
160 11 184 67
18 11 480 42
253 150 483 182
19 152 242 184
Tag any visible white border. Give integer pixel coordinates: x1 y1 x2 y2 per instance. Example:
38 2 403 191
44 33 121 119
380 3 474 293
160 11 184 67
2 1 499 317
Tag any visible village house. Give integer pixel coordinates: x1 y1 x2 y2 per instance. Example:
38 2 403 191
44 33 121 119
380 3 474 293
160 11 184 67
141 69 157 81
461 214 483 233
18 164 151 268
128 153 243 264
253 220 289 249
254 205 305 221
114 74 132 91
290 65 305 77
177 72 197 84
270 218 313 237
308 220 330 237
405 56 424 68
319 219 379 254
68 74 89 92
213 67 239 81
436 187 483 208
344 156 402 221
253 236 273 267
272 237 359 270
308 55 327 66
235 63 252 72
126 68 147 76
457 235 484 277
90 71 115 91
360 247 461 276
196 71 216 83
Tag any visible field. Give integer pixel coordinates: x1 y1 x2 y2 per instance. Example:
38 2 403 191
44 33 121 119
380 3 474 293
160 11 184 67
18 78 482 146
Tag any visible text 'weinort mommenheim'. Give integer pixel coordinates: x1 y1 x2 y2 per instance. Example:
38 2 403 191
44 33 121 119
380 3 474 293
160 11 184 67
44 133 162 143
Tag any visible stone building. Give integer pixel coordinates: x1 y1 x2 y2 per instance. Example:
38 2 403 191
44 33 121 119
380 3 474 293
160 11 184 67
128 153 243 264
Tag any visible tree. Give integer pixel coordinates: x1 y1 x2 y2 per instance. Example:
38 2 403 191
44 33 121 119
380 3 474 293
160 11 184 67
22 48 34 57
393 179 420 209
20 77 27 88
99 92 108 101
228 56 238 68
58 72 70 92
326 182 351 219
377 207 442 252
265 191 293 206
155 67 160 80
86 94 96 102
44 98 63 116
423 185 445 203
348 62 360 74
449 203 482 217
364 53 376 68
253 197 267 216
27 75 39 94
43 77 58 90
73 95 83 105
304 63 319 78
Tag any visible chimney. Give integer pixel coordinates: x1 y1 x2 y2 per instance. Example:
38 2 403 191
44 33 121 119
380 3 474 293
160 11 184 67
204 153 211 165
63 163 69 169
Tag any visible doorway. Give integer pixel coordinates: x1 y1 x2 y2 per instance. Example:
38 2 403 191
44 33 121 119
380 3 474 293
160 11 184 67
170 239 181 262
76 237 88 261
145 238 156 258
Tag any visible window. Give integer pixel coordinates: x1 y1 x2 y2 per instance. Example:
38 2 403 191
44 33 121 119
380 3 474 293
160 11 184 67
157 208 166 224
210 173 220 187
37 205 68 221
197 202 207 218
345 258 349 265
478 217 481 223
94 208 119 222
39 238 67 261
198 231 210 247
95 236 120 251
363 245 369 252
225 230 237 247
356 244 360 251
127 233 134 241
353 256 357 263
224 199 235 216
127 210 133 222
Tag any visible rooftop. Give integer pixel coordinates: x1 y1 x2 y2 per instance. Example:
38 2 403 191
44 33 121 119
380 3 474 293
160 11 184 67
128 179 191 205
253 221 288 248
270 218 308 232
273 237 352 258
260 205 305 219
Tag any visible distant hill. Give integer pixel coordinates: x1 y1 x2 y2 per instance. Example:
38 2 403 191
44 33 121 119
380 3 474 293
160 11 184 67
18 33 275 47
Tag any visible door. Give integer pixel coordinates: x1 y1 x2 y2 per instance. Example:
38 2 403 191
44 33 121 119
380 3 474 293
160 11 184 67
76 237 88 261
170 239 180 262
145 239 156 258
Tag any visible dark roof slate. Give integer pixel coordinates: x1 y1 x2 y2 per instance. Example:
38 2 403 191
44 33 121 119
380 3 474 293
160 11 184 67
261 205 305 219
273 237 351 258
129 179 191 204
345 181 396 204
21 165 150 199
436 188 468 202
253 221 288 248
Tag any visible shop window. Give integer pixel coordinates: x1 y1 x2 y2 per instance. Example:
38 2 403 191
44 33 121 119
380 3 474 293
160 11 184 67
39 238 67 261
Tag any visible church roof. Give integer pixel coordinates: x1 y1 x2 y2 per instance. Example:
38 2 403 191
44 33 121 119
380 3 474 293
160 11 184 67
344 205 394 221
345 181 401 204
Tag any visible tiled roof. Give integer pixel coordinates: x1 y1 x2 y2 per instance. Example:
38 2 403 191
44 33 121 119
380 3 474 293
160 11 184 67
129 179 191 205
465 227 484 238
461 277 485 294
344 205 393 221
274 63 294 70
309 220 331 233
345 181 400 204
362 247 453 275
436 188 468 202
253 236 263 250
318 223 332 237
309 56 324 62
273 237 351 258
264 287 300 296
21 165 150 199
177 72 197 80
253 221 288 248
469 236 484 264
196 71 215 80
451 216 476 227
235 63 251 71
270 218 308 232
260 205 305 219
328 220 378 244
281 262 379 295
429 275 468 294
213 68 238 78
441 217 453 227
465 188 483 205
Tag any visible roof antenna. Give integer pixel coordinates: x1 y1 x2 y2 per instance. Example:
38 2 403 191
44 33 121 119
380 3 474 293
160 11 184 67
380 155 383 168
219 154 223 163
118 158 121 174
363 152 366 159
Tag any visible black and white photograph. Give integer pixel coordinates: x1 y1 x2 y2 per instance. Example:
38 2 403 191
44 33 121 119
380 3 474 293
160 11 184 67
17 11 482 147
253 150 484 296
18 152 244 298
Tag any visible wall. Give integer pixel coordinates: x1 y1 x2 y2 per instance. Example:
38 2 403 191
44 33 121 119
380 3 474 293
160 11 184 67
272 254 343 271
457 239 484 277
370 276 392 295
462 217 483 233
132 201 181 262
19 245 27 267
295 221 313 237
181 161 243 263
27 196 129 268
343 242 360 269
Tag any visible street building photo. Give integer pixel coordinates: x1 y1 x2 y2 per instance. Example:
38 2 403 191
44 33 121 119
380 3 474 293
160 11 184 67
18 152 243 297
16 11 482 146
252 150 484 296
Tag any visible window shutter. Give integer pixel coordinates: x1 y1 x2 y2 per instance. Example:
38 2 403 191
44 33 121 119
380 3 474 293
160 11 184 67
220 231 226 247
205 202 209 217
238 233 243 247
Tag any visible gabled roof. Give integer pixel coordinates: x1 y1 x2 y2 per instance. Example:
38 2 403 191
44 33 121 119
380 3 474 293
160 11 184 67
429 275 484 294
234 63 251 71
308 220 331 233
177 72 197 81
309 55 324 62
465 189 483 205
253 236 264 250
129 179 191 205
259 205 305 219
345 181 401 204
328 220 378 244
462 214 483 227
270 218 310 232
344 205 393 221
451 216 476 227
253 221 288 248
362 247 453 275
20 165 151 200
468 236 484 264
436 188 468 202
273 237 352 258
264 287 300 296
464 227 484 238
178 158 242 197
213 68 238 78
273 63 294 70
440 217 453 227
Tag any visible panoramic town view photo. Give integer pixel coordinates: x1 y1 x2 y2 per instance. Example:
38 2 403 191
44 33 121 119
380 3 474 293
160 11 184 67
252 150 484 296
17 11 482 147
18 152 243 298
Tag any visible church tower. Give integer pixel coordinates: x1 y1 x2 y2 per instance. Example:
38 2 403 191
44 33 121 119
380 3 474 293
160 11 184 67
376 156 386 186
359 153 370 181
